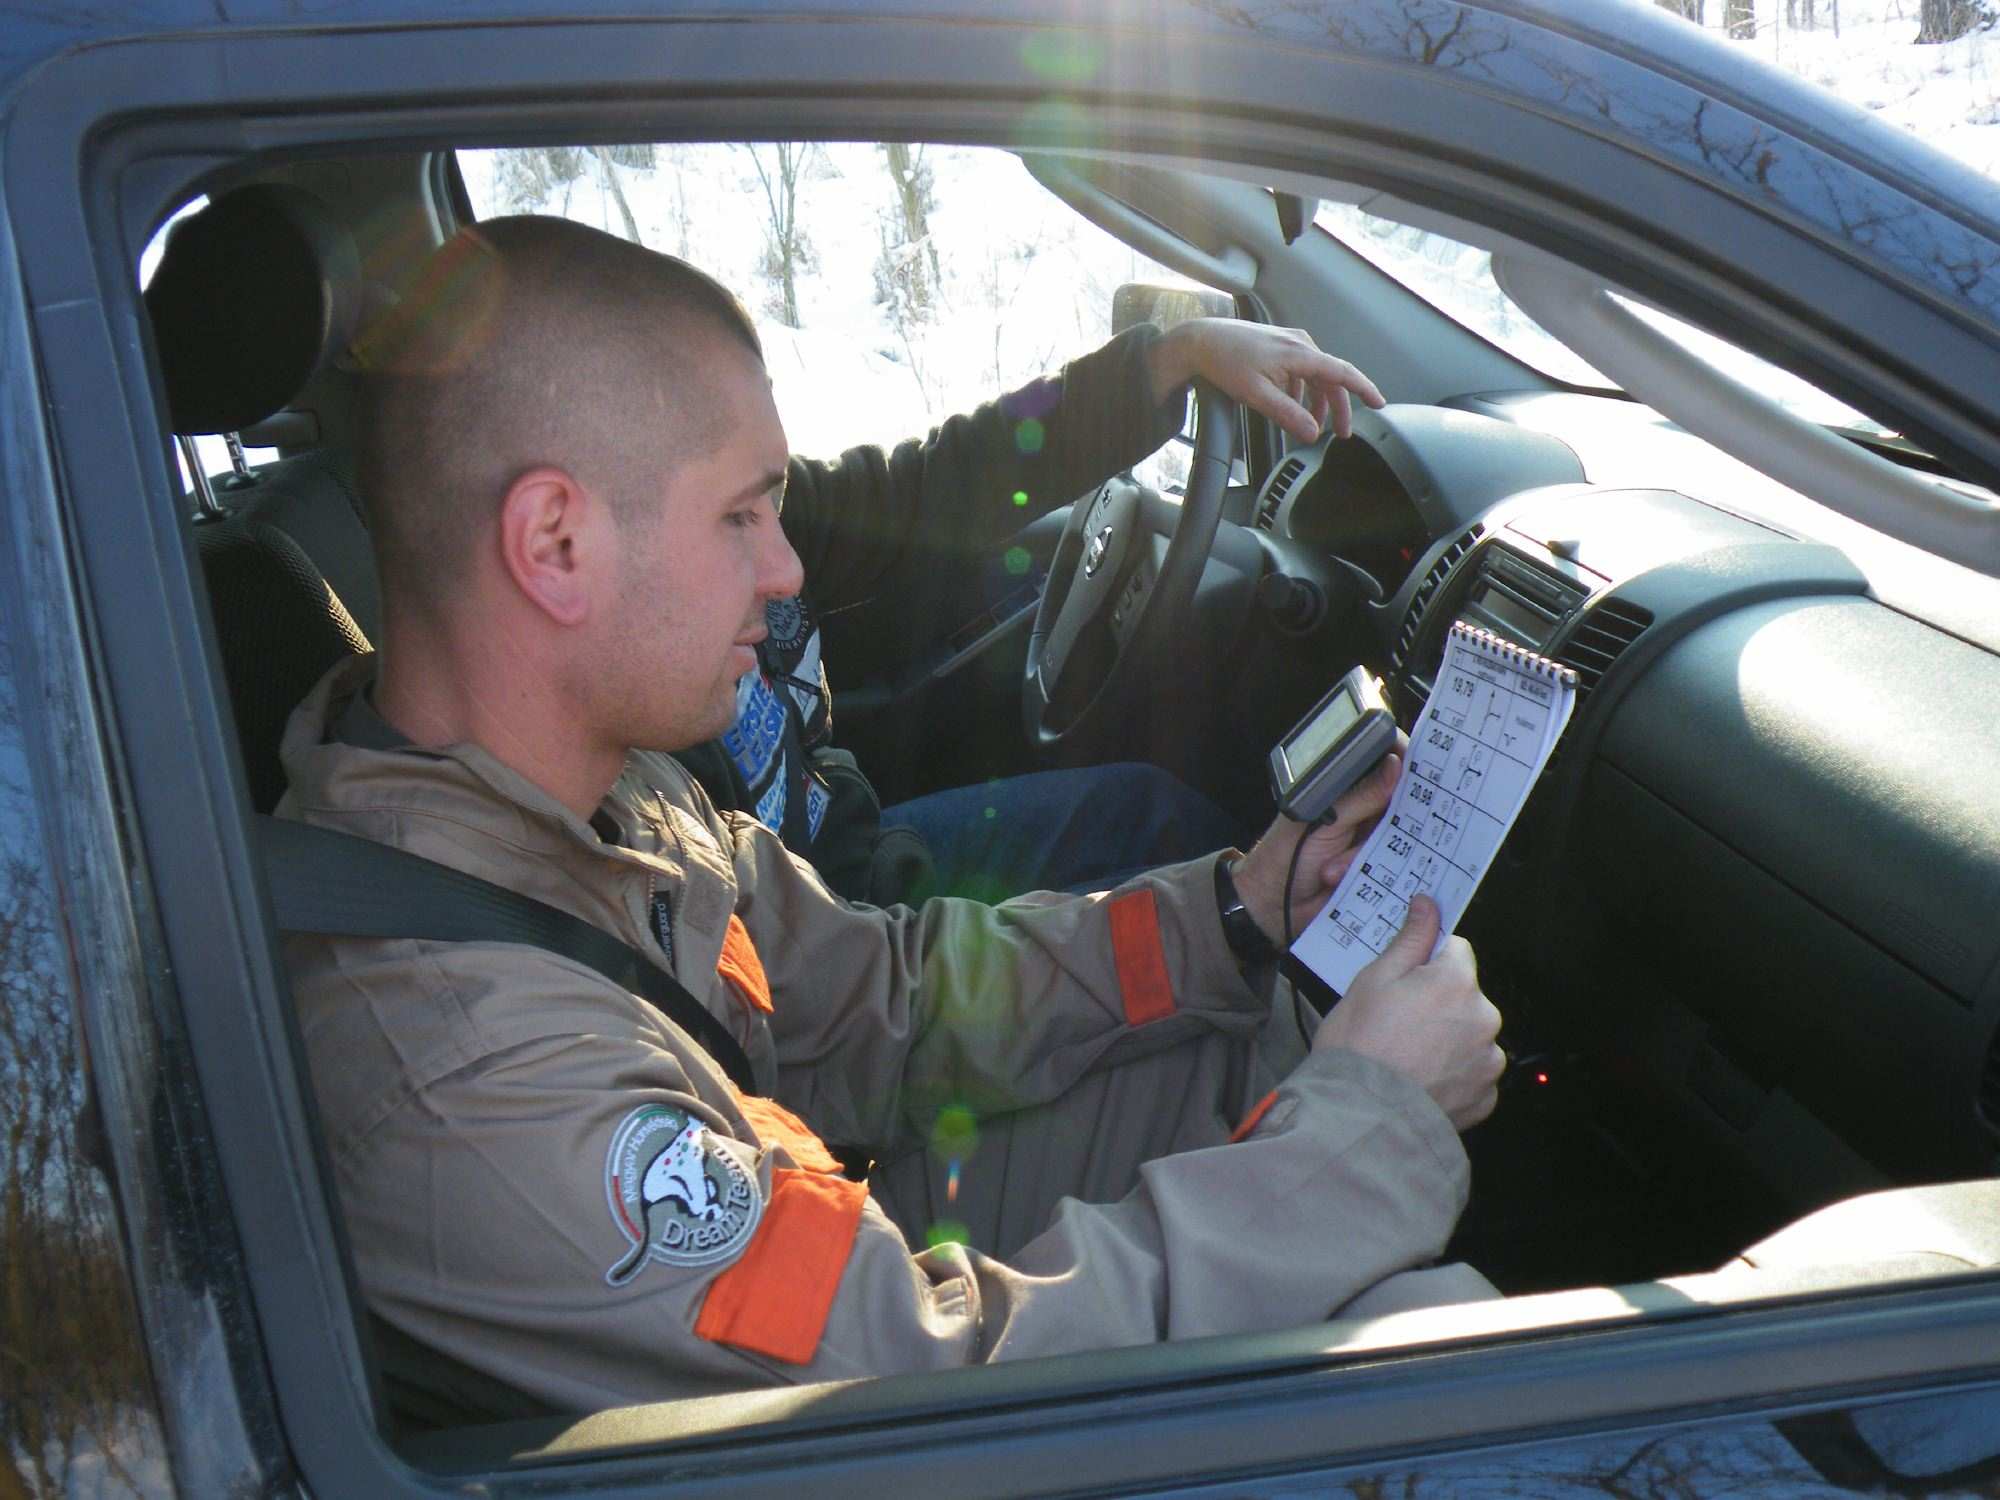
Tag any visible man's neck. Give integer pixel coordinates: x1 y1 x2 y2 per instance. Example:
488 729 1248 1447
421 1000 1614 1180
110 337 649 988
372 626 624 823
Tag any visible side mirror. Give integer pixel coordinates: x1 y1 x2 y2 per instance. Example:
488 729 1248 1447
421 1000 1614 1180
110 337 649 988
1110 282 1236 337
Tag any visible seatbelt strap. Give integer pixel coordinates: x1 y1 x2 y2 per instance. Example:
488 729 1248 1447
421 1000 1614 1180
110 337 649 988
254 814 759 1095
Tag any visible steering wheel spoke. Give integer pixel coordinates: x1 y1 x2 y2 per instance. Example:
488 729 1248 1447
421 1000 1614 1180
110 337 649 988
1023 380 1234 752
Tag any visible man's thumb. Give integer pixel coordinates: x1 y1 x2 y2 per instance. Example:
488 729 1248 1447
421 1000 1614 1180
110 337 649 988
1377 895 1441 977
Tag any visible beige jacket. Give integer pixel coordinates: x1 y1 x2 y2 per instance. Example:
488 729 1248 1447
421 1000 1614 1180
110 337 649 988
278 656 1470 1411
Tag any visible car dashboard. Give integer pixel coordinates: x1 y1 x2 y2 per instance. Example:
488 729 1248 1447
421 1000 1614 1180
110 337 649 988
1254 403 2000 1248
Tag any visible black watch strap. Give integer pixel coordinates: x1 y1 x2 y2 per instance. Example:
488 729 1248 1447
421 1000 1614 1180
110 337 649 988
1213 856 1279 964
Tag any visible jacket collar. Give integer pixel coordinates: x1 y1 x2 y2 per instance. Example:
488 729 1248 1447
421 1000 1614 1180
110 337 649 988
276 654 737 927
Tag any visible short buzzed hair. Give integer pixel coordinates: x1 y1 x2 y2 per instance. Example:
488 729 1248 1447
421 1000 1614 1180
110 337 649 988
351 216 764 602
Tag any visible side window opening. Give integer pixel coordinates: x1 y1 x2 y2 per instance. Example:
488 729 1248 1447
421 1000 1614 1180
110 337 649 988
455 144 1218 493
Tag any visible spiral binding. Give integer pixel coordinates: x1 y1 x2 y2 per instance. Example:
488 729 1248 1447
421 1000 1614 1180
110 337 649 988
1448 619 1580 690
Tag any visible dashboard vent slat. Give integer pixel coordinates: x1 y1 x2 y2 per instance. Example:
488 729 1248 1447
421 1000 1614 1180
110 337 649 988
1390 524 1481 672
1255 457 1308 531
1555 597 1653 697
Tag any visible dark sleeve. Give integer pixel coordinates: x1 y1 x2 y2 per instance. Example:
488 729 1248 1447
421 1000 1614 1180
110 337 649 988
780 324 1191 612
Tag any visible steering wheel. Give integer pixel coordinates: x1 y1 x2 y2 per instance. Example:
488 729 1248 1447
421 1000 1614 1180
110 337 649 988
1023 379 1234 752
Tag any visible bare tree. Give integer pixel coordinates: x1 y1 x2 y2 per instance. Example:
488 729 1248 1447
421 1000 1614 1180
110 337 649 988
493 145 585 215
875 144 942 322
664 146 695 261
1725 0 1756 37
1918 0 1994 39
1655 0 1704 20
0 720 153 1497
591 146 643 244
741 143 821 329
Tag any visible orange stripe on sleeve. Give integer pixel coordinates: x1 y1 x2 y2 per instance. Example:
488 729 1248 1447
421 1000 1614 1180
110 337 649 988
734 1093 842 1175
695 1168 867 1365
1108 889 1175 1026
717 913 773 1014
1229 1090 1280 1143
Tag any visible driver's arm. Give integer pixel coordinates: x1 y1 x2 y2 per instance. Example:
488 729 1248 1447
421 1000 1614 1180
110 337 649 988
780 324 1189 612
781 320 1386 613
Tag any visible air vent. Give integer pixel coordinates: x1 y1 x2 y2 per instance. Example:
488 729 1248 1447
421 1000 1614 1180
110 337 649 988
1555 596 1654 697
1255 457 1307 531
1390 525 1482 672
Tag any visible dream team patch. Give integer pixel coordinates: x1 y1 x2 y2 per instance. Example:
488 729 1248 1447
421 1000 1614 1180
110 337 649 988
604 1106 762 1286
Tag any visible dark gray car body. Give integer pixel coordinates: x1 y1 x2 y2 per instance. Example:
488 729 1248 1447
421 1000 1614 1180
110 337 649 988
3 2 2000 1495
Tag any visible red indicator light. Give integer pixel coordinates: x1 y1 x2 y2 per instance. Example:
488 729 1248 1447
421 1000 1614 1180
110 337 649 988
1535 1072 1550 1086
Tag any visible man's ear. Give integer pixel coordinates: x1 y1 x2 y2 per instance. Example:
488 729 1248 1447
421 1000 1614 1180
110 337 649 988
498 466 600 626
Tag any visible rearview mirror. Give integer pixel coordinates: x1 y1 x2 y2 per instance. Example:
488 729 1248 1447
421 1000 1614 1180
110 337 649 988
1111 282 1235 337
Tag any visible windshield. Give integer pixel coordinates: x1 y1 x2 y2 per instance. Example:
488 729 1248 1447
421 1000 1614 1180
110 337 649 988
1313 201 1898 443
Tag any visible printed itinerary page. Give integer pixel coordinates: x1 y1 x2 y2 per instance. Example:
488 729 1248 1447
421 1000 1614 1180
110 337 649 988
1291 622 1578 996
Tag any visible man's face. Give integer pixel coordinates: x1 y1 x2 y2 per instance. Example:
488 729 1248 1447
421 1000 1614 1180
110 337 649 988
597 340 802 752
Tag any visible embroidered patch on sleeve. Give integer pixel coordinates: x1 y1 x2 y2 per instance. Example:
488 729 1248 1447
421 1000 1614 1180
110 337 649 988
716 913 774 1014
604 1106 762 1287
1108 889 1176 1025
695 1168 867 1365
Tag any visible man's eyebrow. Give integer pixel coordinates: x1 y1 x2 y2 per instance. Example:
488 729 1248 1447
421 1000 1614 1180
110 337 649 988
726 469 789 507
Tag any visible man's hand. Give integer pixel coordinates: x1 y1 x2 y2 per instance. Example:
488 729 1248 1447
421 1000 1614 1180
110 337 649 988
1145 318 1386 445
1312 896 1504 1131
1229 738 1406 944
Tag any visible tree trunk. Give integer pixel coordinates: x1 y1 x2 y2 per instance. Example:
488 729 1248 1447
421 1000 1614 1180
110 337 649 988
881 143 940 315
1725 0 1755 38
591 146 642 244
1655 0 1703 19
1917 0 1984 38
744 144 814 328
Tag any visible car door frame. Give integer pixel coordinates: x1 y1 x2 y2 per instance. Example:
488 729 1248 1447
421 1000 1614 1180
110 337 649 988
6 5 2000 1496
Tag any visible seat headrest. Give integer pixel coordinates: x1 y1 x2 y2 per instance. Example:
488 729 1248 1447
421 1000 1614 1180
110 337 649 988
146 184 365 436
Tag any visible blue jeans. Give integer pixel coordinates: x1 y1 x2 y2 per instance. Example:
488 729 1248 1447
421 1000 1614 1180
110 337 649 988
881 762 1248 903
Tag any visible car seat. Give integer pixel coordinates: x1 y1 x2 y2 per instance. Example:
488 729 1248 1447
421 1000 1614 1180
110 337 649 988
146 183 378 810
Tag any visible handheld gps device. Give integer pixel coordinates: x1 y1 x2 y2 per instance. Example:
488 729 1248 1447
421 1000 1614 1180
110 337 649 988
1269 665 1397 823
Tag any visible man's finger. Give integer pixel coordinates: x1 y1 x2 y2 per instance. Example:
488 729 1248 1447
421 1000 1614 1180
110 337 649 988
1284 349 1386 410
1246 374 1322 444
1331 750 1400 826
1325 383 1355 441
1370 894 1442 981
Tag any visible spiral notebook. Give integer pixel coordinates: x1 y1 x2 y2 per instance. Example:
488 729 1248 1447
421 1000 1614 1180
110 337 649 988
1289 622 1579 997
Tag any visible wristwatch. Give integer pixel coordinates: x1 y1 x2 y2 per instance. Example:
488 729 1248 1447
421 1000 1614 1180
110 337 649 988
1213 856 1279 965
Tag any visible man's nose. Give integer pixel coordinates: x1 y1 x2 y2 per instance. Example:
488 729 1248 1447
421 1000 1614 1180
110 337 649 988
759 517 805 601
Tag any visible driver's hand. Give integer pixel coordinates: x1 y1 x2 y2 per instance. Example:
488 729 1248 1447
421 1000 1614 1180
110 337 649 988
1230 737 1406 943
1144 319 1386 444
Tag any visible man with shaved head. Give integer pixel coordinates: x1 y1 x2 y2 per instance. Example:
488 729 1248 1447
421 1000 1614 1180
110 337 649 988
279 215 1500 1415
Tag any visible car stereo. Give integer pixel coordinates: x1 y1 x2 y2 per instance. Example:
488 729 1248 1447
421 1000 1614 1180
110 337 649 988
1457 547 1586 652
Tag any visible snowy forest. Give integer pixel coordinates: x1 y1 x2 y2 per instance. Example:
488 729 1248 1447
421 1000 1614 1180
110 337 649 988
455 0 2000 464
